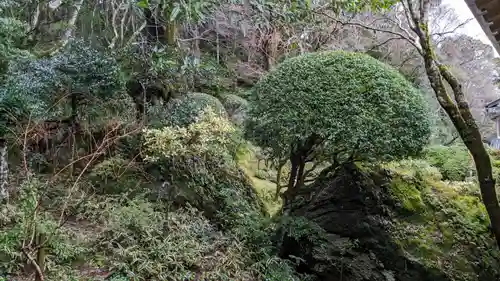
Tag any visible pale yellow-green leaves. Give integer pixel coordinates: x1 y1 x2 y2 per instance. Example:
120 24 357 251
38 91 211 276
143 107 236 162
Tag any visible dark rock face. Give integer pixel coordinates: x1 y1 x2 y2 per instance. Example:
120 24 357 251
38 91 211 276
278 163 495 281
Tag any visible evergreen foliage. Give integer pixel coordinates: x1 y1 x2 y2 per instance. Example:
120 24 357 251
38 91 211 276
162 92 227 127
246 51 431 163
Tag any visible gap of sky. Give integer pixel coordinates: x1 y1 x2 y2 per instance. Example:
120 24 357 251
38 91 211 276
443 0 499 56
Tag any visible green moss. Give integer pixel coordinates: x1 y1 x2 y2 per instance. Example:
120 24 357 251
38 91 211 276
247 174 282 217
390 177 425 213
389 164 500 280
454 195 490 228
238 146 283 217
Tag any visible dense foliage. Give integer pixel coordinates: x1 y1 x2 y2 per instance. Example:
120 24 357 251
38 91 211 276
0 0 498 280
161 93 227 127
246 51 431 163
423 145 473 181
0 40 125 131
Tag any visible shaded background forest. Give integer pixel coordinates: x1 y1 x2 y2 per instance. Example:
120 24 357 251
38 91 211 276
1 0 499 144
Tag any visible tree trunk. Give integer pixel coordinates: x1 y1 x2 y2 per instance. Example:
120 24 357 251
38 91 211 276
412 13 500 247
69 91 78 176
274 160 286 200
0 138 8 202
35 229 46 281
166 22 177 46
50 0 84 55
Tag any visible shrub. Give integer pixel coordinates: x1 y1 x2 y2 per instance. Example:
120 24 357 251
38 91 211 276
0 177 89 278
143 107 236 161
88 157 146 195
0 6 31 77
0 40 126 134
384 159 442 182
160 92 227 128
80 195 305 281
95 198 250 280
422 145 472 181
220 93 249 125
143 107 264 228
246 51 431 191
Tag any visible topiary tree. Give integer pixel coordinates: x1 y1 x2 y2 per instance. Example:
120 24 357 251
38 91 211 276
245 51 431 204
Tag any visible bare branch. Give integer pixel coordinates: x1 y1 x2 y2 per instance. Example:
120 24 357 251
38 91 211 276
432 18 473 37
320 11 423 55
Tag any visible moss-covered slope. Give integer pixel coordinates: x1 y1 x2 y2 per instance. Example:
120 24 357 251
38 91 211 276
279 161 500 281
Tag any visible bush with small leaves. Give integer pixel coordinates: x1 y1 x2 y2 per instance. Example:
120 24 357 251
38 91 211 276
384 159 442 182
247 50 430 162
144 107 236 161
0 2 31 77
80 196 305 281
88 157 146 195
246 51 431 192
160 92 227 128
422 145 473 181
95 198 248 280
143 107 263 228
0 39 125 128
0 177 89 278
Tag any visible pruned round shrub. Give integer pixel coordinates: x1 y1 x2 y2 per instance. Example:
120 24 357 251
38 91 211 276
246 51 431 163
162 92 227 127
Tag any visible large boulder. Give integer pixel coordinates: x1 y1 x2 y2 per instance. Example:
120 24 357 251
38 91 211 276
278 162 500 281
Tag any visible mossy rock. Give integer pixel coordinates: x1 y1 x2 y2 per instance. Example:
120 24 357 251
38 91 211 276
220 93 249 125
278 162 500 281
391 176 496 281
389 176 425 213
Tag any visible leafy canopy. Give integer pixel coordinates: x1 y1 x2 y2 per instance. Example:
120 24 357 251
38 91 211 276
246 50 431 162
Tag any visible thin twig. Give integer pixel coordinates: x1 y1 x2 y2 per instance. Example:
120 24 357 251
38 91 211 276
22 247 44 281
318 11 423 55
432 18 473 37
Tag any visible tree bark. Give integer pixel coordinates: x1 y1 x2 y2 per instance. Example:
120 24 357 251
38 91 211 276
50 0 84 55
35 230 46 281
0 138 8 202
406 0 500 247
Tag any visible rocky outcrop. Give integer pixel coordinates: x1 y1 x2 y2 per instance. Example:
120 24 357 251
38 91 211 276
278 162 500 281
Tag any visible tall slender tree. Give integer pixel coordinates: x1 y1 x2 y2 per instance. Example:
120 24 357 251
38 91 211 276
330 0 500 247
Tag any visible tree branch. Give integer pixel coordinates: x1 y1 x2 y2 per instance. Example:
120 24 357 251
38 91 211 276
320 12 423 55
432 18 473 37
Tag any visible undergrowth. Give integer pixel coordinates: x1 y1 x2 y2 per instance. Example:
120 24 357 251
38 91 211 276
0 106 306 281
